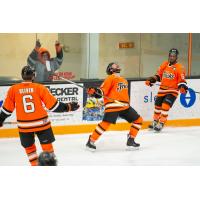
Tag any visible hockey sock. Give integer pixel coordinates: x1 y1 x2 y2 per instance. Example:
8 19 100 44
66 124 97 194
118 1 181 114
153 105 162 121
41 143 54 154
90 121 111 142
159 103 171 123
129 116 143 138
25 144 38 166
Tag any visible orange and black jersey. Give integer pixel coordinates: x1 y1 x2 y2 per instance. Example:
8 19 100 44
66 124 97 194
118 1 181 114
99 74 130 112
156 61 187 97
0 82 68 133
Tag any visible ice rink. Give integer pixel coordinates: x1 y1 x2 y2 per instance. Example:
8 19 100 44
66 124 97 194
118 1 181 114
0 126 200 166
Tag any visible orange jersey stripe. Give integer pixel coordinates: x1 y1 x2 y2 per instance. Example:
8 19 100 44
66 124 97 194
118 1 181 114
18 123 51 133
157 88 179 97
100 74 130 112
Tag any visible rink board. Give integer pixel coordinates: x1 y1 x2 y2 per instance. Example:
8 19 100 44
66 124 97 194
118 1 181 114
130 79 200 120
0 79 200 138
0 119 200 138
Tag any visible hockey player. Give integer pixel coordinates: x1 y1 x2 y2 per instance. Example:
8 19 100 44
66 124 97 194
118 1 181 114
38 151 57 166
145 48 188 132
0 65 80 166
86 62 143 151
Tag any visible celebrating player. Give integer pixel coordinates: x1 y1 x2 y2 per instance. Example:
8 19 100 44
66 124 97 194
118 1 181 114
145 48 188 132
0 65 80 166
86 62 143 151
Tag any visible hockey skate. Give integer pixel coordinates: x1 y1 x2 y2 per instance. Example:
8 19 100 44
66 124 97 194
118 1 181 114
148 120 158 130
126 134 140 150
154 122 164 132
86 136 96 152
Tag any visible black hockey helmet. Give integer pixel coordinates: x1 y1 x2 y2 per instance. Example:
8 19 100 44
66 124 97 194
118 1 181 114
169 48 179 56
21 65 36 80
38 152 57 166
106 62 121 75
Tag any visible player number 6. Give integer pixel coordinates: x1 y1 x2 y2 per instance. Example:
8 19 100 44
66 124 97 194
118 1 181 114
22 95 35 113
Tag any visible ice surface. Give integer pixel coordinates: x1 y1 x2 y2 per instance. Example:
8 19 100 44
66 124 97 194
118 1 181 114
0 126 200 166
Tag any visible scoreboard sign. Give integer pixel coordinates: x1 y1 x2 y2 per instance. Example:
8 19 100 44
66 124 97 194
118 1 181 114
118 42 134 49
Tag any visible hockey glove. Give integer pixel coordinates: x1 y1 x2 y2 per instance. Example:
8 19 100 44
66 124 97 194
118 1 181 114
0 112 7 128
87 88 103 98
178 84 188 94
66 102 80 112
87 88 96 95
145 76 157 87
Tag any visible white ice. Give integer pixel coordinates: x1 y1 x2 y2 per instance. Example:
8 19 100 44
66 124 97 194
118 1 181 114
0 126 200 166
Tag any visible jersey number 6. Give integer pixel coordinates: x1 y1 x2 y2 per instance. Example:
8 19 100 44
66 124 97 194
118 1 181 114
22 95 35 113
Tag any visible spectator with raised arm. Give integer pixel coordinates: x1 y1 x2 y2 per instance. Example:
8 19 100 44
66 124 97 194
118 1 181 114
27 39 63 82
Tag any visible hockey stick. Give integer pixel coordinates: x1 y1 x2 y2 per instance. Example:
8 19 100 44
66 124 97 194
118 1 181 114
3 122 17 125
57 76 127 106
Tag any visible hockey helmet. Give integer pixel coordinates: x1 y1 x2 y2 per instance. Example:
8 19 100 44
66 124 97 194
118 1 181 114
38 151 57 166
21 65 36 81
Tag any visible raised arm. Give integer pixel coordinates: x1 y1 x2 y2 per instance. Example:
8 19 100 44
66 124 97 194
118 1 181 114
27 40 41 67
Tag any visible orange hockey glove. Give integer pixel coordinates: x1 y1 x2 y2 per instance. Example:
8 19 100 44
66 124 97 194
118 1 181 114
145 76 157 87
87 88 103 99
145 80 151 87
87 88 96 95
178 84 188 94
